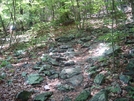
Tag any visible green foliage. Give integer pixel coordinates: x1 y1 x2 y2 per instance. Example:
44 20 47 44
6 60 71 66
127 86 134 99
98 31 126 43
0 60 10 68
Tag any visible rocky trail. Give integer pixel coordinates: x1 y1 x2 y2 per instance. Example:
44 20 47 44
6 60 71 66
1 24 134 101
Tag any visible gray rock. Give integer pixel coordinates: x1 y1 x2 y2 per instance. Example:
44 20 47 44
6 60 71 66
103 44 120 56
1 73 6 79
38 65 51 73
57 84 74 91
82 42 91 48
59 45 72 49
124 59 134 76
68 74 83 86
119 74 131 84
88 66 99 72
39 67 45 73
33 92 53 101
6 64 13 68
114 98 128 101
80 37 91 42
49 74 59 79
64 61 75 66
106 82 121 94
55 57 67 62
89 89 108 101
74 89 91 101
60 66 81 79
40 54 51 62
94 74 105 85
27 74 43 85
22 72 27 77
44 71 51 76
49 59 59 66
63 96 72 101
126 59 134 71
16 90 32 101
14 50 26 57
55 36 75 42
33 66 41 70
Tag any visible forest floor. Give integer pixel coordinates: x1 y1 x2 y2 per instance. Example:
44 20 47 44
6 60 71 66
0 21 134 101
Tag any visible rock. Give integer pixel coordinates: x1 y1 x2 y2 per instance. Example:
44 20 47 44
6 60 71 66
68 74 83 86
33 92 53 101
49 59 59 66
36 61 43 66
33 66 41 70
57 84 74 91
49 74 59 79
55 36 75 42
21 72 27 77
58 49 67 53
114 98 128 101
119 74 131 84
80 37 91 42
40 54 51 62
88 66 99 72
94 74 105 85
6 64 13 68
74 89 91 101
89 89 108 101
82 42 91 48
14 50 26 57
1 73 6 79
27 73 43 85
126 59 134 71
21 62 29 68
106 82 121 94
59 45 72 49
103 44 120 56
63 96 72 101
64 61 75 66
60 66 81 79
55 57 67 62
39 66 46 73
44 85 50 91
124 59 134 76
16 90 32 101
44 71 51 76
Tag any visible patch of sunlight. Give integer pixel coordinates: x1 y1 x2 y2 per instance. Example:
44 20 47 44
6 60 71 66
92 43 110 58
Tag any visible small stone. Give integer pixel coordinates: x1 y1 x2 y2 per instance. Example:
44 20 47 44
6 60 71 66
44 85 50 91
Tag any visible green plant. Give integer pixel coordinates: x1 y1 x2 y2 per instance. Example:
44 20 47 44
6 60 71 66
98 31 126 43
0 60 10 68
